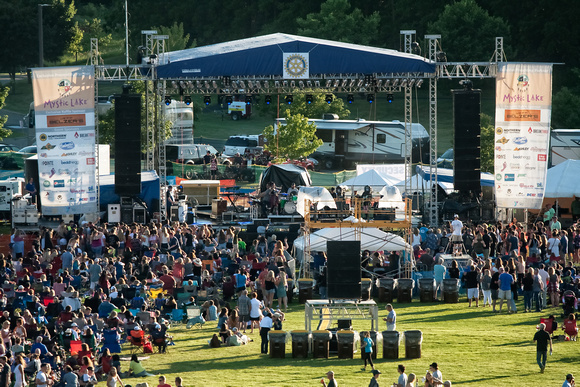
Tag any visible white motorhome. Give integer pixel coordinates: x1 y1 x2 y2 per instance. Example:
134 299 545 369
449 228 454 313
163 101 194 144
550 129 580 167
274 117 430 170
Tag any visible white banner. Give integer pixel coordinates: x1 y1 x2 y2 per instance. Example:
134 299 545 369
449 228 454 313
494 63 552 209
33 66 97 216
282 53 309 79
356 164 405 183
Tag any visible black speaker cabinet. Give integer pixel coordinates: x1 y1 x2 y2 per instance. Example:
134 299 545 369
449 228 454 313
452 89 481 192
326 241 361 299
115 94 142 196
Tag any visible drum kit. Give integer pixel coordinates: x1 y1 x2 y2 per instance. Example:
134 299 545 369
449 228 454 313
279 193 298 214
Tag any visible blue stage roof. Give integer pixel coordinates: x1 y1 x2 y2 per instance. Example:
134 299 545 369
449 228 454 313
156 33 435 79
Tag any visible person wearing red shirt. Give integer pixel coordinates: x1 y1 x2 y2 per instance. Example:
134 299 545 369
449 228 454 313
157 375 172 387
159 270 176 295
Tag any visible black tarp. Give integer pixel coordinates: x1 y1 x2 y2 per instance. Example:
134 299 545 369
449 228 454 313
259 164 311 193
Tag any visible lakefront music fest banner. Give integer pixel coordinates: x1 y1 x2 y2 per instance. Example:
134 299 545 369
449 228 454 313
32 66 97 215
494 63 553 209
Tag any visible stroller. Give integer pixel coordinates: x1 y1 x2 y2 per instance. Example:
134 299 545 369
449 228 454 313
562 290 577 318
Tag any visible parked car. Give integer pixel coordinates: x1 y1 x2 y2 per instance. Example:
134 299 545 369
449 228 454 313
166 144 223 165
285 157 318 170
222 135 263 156
0 144 19 152
17 145 37 154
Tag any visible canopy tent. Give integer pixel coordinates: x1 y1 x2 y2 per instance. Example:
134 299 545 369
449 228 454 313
259 164 311 193
544 159 580 198
340 169 401 192
294 227 409 253
156 33 435 79
295 186 336 217
394 174 455 194
417 166 494 187
377 185 404 209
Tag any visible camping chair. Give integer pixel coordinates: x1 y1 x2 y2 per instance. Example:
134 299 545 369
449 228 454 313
69 340 83 356
148 287 165 300
137 311 152 326
562 318 578 340
176 292 191 307
540 318 557 335
185 306 205 329
127 329 151 354
101 329 122 354
171 309 184 325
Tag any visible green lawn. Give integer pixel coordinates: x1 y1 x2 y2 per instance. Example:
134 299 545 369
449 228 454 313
128 297 573 387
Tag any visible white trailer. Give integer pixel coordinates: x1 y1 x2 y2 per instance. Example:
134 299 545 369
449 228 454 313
550 129 580 167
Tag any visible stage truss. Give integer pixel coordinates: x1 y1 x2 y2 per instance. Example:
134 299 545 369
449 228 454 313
91 31 505 224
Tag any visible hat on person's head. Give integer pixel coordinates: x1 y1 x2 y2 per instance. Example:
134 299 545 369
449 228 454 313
17 285 24 290
65 328 72 334
430 362 438 369
454 214 459 218
372 370 381 375
71 323 78 327
326 371 334 376
134 326 142 331
232 327 238 332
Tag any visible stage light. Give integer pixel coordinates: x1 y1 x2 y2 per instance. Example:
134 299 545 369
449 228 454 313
305 94 313 104
367 94 374 104
347 94 354 104
387 93 394 103
411 41 421 55
203 95 211 105
325 94 333 104
416 79 424 88
225 95 233 105
245 95 252 105
285 95 293 105
184 96 192 105
265 95 272 105
436 51 447 63
164 95 172 106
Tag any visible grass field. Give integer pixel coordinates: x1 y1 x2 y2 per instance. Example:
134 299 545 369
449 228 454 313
127 296 574 387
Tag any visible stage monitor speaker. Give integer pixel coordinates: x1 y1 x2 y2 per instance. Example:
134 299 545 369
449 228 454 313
327 241 361 299
452 89 481 192
115 94 142 196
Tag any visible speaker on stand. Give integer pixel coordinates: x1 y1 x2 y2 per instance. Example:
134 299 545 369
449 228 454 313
452 86 482 193
326 241 361 299
115 90 142 196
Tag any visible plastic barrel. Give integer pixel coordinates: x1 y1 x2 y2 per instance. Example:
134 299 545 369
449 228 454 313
298 279 314 304
379 278 397 303
337 330 358 359
269 331 287 359
382 330 400 359
419 278 436 303
397 279 414 303
404 330 423 359
443 278 460 303
291 330 310 358
312 330 332 359
360 331 382 360
361 278 372 301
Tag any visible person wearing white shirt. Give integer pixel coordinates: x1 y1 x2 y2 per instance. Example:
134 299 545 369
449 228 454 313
383 304 396 331
259 309 273 354
538 264 550 309
450 214 463 255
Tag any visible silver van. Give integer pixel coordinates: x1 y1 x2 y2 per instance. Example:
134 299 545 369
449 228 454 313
165 144 221 165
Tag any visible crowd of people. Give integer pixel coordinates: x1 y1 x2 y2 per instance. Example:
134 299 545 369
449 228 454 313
4 216 299 385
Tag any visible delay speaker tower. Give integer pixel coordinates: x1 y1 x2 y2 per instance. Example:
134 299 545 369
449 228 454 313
115 94 142 196
326 241 361 299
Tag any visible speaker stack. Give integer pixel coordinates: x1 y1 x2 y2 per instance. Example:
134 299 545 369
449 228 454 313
452 88 482 192
115 94 142 196
326 241 361 299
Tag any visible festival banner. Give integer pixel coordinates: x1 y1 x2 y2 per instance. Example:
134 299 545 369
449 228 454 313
494 63 552 209
283 53 309 79
32 66 97 216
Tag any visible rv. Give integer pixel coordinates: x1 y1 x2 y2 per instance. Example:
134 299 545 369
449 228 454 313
275 117 430 170
550 129 580 167
163 101 194 144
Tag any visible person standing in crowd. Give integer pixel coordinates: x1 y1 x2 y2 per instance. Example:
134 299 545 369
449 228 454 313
259 309 273 354
563 373 575 387
464 265 480 307
383 304 396 331
368 370 381 387
394 364 407 387
320 370 337 387
533 323 552 373
497 268 514 313
25 177 38 204
361 331 375 372
433 258 446 301
450 214 463 255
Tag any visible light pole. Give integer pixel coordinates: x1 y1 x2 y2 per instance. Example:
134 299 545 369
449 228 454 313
38 3 51 67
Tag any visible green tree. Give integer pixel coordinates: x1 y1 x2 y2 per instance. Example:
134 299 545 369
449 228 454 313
552 87 580 129
263 113 323 160
68 22 84 61
257 91 351 120
480 113 494 173
80 18 113 54
427 0 510 61
297 0 380 45
152 22 196 52
0 86 12 141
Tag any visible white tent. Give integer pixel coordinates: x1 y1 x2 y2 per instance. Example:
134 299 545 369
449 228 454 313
340 169 401 192
293 227 409 252
395 174 455 194
545 159 580 198
295 186 337 216
377 185 405 209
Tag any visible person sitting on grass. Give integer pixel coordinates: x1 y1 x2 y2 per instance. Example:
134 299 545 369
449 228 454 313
128 354 154 377
218 323 232 344
157 375 172 387
106 367 123 387
562 313 578 341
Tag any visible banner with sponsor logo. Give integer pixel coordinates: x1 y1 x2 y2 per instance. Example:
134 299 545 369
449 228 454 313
283 53 309 79
32 66 97 215
494 63 552 209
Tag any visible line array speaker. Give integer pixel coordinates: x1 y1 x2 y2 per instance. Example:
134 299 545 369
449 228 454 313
452 89 481 192
326 240 361 299
115 94 142 196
